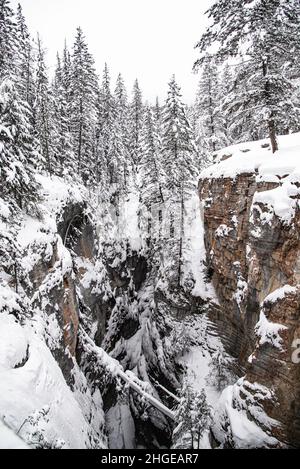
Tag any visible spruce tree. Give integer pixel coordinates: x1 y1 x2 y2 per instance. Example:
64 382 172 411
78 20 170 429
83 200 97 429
70 27 98 182
33 35 55 175
173 381 211 449
195 57 221 153
97 63 117 185
162 76 197 287
153 97 163 157
0 79 40 211
129 79 144 167
191 389 212 449
217 63 234 145
15 3 35 106
140 106 164 221
114 73 131 190
194 0 300 153
222 60 263 143
0 0 18 80
52 53 75 177
173 379 194 449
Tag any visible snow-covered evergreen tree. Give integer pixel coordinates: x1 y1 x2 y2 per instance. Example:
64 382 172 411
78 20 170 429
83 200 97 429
161 76 197 286
15 3 35 107
152 97 163 160
195 0 300 152
114 73 131 189
129 79 144 167
139 106 165 244
222 60 263 143
97 63 117 185
52 53 75 177
70 27 98 182
173 380 211 449
0 0 18 80
33 35 54 175
191 389 212 449
140 106 164 208
173 379 194 449
0 79 41 211
195 57 221 153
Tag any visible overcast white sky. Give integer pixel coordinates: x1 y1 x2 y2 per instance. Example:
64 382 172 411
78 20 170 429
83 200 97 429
12 0 213 103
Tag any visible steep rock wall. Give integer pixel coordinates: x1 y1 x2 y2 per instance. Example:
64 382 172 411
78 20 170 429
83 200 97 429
199 171 300 448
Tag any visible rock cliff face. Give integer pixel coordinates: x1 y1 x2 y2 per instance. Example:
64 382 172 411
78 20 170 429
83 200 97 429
199 147 300 448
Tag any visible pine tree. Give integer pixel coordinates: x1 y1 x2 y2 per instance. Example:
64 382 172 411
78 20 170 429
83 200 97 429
139 106 165 244
195 57 221 153
114 73 131 189
173 381 211 449
97 63 117 185
62 41 72 101
191 389 212 449
0 0 18 80
33 35 55 175
194 0 300 153
153 97 163 157
52 53 75 177
0 79 41 211
15 3 35 106
217 64 235 145
129 79 144 167
70 27 98 182
173 379 194 449
162 76 197 287
222 60 263 143
140 106 164 207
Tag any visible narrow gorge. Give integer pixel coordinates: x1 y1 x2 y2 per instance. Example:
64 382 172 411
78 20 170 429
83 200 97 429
1 134 299 449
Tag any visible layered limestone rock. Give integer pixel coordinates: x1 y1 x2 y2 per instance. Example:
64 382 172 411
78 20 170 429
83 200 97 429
199 174 279 360
199 137 300 448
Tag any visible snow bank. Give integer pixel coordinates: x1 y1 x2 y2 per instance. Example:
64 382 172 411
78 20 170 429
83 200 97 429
0 315 28 371
0 314 103 449
213 380 279 449
0 421 29 449
263 285 298 304
200 132 300 182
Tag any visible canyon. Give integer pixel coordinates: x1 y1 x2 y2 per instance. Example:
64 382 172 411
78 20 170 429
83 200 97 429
0 133 300 449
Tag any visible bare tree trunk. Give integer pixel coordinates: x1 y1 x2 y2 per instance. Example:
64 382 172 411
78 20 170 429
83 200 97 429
78 99 83 173
262 59 279 154
14 254 18 294
197 432 200 450
178 184 184 288
269 118 278 153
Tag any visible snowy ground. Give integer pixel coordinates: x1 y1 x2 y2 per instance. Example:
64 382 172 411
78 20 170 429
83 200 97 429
0 314 105 449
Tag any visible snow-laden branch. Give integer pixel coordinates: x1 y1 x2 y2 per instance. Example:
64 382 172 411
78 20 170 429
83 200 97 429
79 327 176 421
